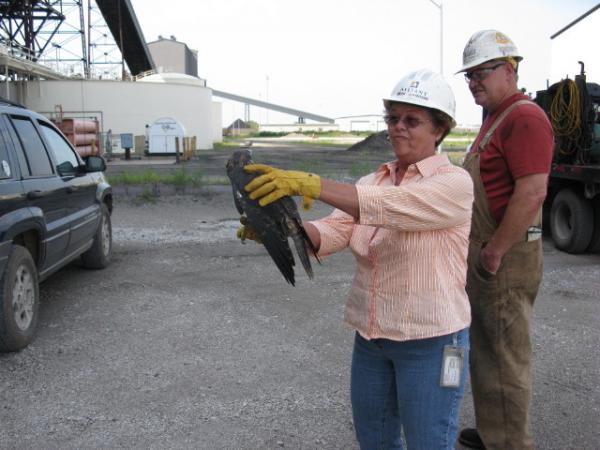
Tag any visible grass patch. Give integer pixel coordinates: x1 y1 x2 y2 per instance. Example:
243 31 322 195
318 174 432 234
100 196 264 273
203 176 230 186
133 187 159 205
213 140 245 150
107 168 204 187
295 159 324 174
349 161 377 177
107 169 161 185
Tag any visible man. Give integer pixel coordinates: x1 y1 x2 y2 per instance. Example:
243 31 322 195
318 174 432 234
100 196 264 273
456 30 554 450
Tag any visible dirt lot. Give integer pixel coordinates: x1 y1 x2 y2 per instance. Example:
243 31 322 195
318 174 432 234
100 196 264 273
1 144 599 450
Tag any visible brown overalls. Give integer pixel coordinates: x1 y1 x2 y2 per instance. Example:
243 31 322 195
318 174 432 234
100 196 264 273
463 100 543 450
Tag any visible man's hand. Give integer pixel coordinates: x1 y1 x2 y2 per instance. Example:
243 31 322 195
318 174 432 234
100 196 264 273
244 164 321 210
236 216 262 244
479 245 502 274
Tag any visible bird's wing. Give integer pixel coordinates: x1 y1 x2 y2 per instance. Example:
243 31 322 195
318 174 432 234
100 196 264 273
244 199 296 285
280 197 320 279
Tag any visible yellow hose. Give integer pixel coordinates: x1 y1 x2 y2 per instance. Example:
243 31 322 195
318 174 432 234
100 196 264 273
550 79 581 155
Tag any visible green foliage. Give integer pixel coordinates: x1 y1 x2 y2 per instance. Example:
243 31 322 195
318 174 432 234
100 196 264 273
446 151 466 165
213 141 243 150
107 169 160 185
135 187 159 204
108 168 203 187
253 131 289 137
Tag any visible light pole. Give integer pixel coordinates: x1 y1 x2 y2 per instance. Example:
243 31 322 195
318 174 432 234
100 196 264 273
428 0 443 75
265 75 269 124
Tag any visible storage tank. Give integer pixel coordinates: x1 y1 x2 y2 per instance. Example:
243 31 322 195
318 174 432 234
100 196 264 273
52 118 100 157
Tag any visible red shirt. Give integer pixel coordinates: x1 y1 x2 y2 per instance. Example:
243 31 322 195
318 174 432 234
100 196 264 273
470 93 554 223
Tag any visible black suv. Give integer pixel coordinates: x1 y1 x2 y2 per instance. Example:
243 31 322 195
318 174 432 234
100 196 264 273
0 100 112 352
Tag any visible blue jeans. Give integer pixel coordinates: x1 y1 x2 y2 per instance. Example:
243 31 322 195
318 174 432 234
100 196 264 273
350 328 469 450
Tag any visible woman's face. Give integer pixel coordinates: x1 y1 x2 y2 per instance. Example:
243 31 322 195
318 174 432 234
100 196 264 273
385 103 443 166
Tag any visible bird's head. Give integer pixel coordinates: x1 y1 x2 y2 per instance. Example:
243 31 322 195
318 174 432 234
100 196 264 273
226 149 253 176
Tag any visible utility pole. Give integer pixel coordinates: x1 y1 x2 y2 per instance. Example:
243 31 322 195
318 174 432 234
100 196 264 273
265 75 269 124
428 0 443 75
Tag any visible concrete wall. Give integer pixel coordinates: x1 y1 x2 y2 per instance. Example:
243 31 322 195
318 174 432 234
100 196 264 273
14 78 217 149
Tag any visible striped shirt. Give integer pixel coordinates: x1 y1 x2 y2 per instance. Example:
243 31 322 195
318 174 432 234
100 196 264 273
311 154 473 341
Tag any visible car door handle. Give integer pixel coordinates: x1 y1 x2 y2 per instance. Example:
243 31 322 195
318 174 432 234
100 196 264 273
67 186 79 193
27 190 47 199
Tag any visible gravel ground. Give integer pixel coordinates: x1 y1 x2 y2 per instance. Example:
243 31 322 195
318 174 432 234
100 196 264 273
1 151 599 449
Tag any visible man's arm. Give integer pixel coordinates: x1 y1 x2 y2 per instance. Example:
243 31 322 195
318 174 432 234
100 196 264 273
480 173 548 273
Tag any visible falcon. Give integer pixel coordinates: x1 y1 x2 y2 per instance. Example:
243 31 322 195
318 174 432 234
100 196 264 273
226 150 319 285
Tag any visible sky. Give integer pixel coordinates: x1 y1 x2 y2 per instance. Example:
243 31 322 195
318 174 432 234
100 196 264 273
129 0 599 127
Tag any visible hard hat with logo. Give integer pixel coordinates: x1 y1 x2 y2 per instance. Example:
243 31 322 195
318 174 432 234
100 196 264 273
383 68 456 123
457 29 522 73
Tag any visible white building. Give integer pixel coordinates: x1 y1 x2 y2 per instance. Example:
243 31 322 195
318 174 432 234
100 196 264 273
11 72 222 150
335 115 386 133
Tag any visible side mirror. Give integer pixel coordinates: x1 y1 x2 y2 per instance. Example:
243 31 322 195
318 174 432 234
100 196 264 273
85 155 106 173
57 160 76 177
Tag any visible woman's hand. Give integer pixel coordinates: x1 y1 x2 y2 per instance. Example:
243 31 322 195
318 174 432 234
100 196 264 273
244 164 321 210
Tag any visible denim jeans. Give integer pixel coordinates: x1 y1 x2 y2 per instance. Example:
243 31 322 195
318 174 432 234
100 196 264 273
350 328 469 450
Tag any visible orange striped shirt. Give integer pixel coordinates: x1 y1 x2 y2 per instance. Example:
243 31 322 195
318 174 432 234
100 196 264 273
311 154 473 341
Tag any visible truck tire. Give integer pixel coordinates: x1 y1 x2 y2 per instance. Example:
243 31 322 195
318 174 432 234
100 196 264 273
550 188 594 253
0 245 39 352
586 197 600 253
81 203 112 269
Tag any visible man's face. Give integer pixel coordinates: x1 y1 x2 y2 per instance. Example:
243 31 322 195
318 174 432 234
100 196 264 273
464 60 511 110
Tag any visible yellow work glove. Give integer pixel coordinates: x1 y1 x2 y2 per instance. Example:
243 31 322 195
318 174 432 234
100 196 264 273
236 216 262 244
244 164 321 210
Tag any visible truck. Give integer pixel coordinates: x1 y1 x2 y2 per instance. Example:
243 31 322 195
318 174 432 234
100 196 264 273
534 62 600 254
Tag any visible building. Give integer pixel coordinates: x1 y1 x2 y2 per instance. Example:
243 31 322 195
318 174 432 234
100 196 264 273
13 72 221 151
147 36 199 77
335 115 386 133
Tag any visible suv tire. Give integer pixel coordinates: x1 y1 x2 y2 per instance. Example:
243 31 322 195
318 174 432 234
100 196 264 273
81 203 112 269
0 245 39 352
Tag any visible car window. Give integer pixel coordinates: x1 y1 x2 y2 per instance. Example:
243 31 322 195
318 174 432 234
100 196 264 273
10 116 53 177
39 122 79 174
0 122 13 180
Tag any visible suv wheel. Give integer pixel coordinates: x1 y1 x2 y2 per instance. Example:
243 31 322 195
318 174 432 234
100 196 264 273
0 245 39 352
81 203 112 269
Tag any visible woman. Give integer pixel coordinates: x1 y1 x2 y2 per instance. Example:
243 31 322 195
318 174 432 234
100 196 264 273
243 69 473 450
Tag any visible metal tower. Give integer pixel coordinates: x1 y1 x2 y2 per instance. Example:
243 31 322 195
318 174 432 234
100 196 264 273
0 0 123 79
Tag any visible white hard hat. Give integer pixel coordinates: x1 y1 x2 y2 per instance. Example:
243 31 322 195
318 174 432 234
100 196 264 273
383 68 456 122
457 29 522 73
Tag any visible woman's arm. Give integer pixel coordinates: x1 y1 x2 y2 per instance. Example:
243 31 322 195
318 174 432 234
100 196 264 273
303 221 321 253
319 179 359 219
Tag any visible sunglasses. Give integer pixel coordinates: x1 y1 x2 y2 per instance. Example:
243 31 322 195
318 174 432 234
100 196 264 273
464 62 505 82
384 114 430 129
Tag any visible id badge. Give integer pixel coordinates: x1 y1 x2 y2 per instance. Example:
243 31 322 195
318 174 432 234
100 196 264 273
440 345 464 388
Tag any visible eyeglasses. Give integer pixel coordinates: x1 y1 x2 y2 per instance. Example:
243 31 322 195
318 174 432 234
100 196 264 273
384 114 430 129
464 62 505 82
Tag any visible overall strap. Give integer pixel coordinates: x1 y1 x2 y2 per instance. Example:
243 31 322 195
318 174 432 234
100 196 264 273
478 99 533 151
